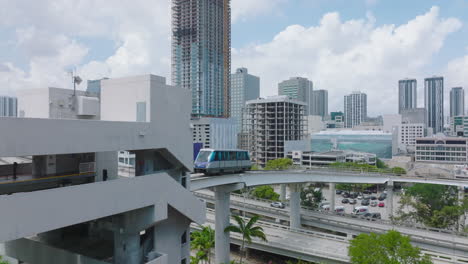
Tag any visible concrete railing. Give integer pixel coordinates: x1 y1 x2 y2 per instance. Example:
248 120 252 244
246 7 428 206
146 251 168 264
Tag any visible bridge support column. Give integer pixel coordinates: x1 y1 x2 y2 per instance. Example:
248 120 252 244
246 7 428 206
329 183 336 212
459 186 466 232
387 180 394 219
214 183 244 264
280 184 287 201
289 184 301 230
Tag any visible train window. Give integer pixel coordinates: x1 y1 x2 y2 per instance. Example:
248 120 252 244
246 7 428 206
222 152 228 161
230 152 236 160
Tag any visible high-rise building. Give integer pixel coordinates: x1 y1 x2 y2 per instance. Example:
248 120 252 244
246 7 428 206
278 77 313 115
311 90 328 119
230 68 260 132
424 76 444 134
450 87 465 117
172 0 231 118
344 92 367 128
243 96 307 167
0 96 17 117
398 79 417 114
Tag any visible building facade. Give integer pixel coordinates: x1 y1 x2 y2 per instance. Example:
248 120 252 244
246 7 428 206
311 89 328 119
191 117 238 151
425 76 444 134
450 87 465 117
0 96 17 117
287 150 377 167
416 137 468 164
401 108 426 125
244 96 307 167
450 116 468 137
172 0 231 118
230 68 260 132
398 123 426 153
344 91 367 128
278 77 313 115
398 79 417 114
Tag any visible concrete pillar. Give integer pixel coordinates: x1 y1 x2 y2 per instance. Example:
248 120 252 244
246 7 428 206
95 151 118 181
329 183 336 212
289 184 301 229
114 231 141 264
279 184 287 201
214 187 231 264
459 186 466 233
387 180 394 219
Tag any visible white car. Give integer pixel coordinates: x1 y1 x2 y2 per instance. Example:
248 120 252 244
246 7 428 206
270 202 285 209
357 195 363 200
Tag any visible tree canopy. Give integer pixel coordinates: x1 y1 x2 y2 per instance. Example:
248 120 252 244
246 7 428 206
251 185 280 201
349 230 433 264
264 158 293 170
191 226 215 264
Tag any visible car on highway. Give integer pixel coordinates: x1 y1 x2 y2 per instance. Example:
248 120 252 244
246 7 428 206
363 212 381 220
349 199 357 205
378 202 385 207
370 201 378 207
334 206 345 214
341 198 350 204
270 202 285 209
361 199 370 206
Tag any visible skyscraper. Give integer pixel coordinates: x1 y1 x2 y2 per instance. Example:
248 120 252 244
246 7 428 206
450 87 465 117
424 76 444 134
172 0 231 118
278 77 313 115
344 91 367 128
0 96 17 117
311 90 328 118
230 68 260 132
398 79 417 114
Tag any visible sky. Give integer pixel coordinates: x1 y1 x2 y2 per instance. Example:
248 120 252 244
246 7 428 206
0 0 468 116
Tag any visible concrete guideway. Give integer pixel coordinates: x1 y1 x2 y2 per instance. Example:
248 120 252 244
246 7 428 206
195 190 468 260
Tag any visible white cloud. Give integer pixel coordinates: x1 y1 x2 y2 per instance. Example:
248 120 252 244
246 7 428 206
231 0 287 22
232 6 462 115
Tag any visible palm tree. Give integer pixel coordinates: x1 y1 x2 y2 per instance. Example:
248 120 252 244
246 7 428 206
224 215 267 264
0 256 9 264
191 225 215 264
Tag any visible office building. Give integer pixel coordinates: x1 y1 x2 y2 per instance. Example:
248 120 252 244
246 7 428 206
344 91 367 128
192 117 238 153
0 74 205 264
278 77 313 115
416 137 468 164
244 96 307 167
450 116 468 137
311 90 328 118
0 96 17 117
401 108 426 125
230 68 260 132
172 0 231 118
450 87 465 117
398 123 426 153
425 76 444 134
287 150 377 167
398 79 417 114
327 112 344 128
307 115 325 133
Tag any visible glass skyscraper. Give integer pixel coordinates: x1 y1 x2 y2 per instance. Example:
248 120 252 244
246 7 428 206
398 79 417 114
424 76 444 134
450 87 465 117
344 91 367 128
278 77 313 115
230 68 259 133
311 89 328 119
172 0 231 118
0 96 17 117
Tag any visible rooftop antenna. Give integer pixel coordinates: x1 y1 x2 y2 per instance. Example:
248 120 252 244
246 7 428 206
70 70 82 96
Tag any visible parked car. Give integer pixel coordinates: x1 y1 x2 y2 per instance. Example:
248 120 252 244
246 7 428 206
270 202 285 209
342 198 350 204
349 199 357 205
335 206 345 214
357 195 363 200
342 192 350 198
363 190 372 194
319 202 330 209
350 193 358 199
370 195 377 200
378 193 387 201
361 199 370 206
370 201 378 207
336 190 343 195
363 212 381 220
378 202 385 207
363 195 370 200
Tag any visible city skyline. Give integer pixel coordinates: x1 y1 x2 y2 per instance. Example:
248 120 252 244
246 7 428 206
0 1 467 117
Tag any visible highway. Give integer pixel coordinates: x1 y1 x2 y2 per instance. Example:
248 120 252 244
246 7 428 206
195 189 468 260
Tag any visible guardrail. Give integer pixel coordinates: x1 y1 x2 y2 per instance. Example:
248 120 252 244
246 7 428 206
195 191 468 251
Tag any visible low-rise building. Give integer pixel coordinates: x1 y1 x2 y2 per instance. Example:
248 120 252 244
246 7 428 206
286 150 377 167
415 137 468 164
191 117 238 152
398 123 426 153
450 116 468 137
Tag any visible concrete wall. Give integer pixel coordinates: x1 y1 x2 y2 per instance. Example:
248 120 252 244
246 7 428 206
17 88 49 118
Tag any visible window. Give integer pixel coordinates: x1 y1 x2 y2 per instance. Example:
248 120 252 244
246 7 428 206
181 231 187 244
181 259 187 264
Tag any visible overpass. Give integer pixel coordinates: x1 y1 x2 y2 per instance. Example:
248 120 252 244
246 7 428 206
190 168 468 263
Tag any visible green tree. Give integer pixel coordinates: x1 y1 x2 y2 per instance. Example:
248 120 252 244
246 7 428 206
251 185 280 201
286 260 313 264
224 215 267 264
0 256 9 264
391 167 406 175
191 226 215 264
376 158 388 169
349 230 433 264
264 158 293 170
300 186 323 208
395 183 466 229
250 164 261 171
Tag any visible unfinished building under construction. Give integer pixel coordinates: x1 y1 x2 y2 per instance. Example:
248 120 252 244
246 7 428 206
243 96 307 167
172 0 231 118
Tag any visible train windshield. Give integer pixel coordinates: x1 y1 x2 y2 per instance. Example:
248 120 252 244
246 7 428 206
196 151 212 163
